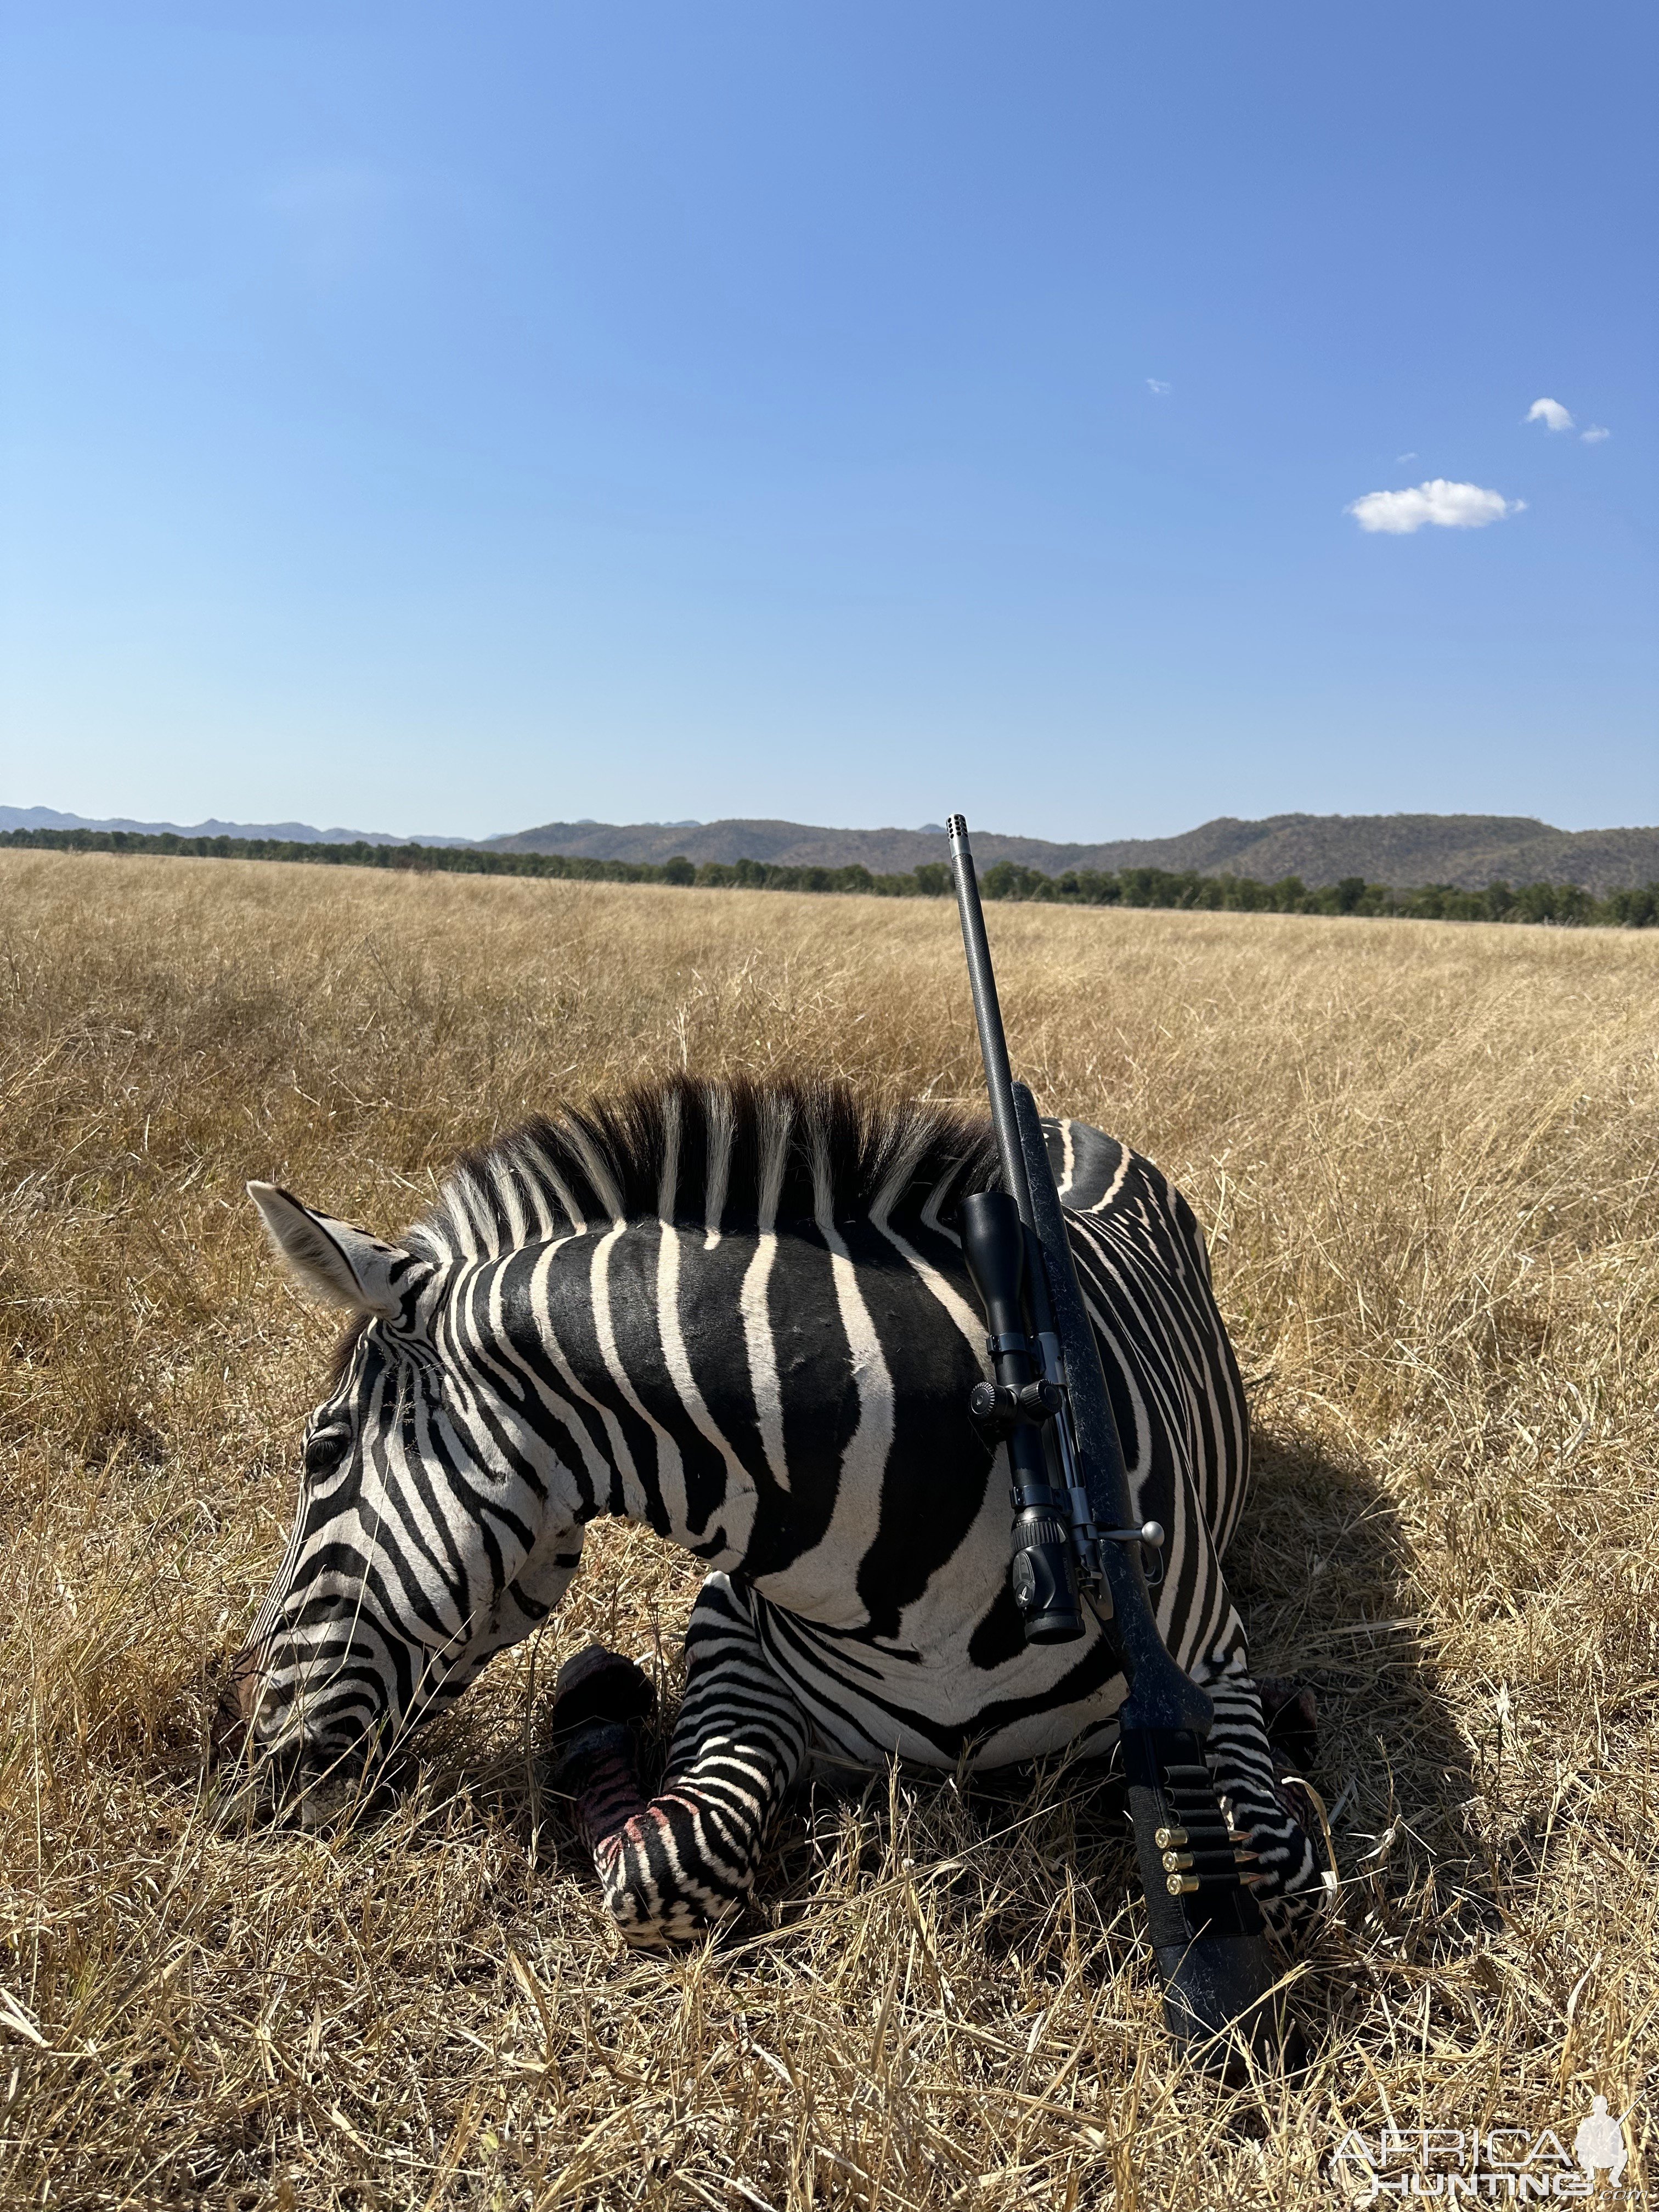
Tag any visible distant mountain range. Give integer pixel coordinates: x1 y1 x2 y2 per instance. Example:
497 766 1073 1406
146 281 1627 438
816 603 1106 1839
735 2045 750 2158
8 804 1658 896
0 804 475 848
483 812 1659 896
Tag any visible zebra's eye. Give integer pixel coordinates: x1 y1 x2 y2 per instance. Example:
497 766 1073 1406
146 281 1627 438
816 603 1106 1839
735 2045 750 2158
304 1430 349 1477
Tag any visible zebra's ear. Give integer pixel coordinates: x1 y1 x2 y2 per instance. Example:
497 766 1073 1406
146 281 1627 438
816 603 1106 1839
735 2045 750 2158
247 1182 426 1323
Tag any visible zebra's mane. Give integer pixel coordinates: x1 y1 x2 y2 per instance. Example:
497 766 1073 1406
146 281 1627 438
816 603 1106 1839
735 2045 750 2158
414 1075 999 1262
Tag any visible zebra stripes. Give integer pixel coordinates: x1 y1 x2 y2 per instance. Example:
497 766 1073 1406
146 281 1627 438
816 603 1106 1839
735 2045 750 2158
234 1077 1330 1941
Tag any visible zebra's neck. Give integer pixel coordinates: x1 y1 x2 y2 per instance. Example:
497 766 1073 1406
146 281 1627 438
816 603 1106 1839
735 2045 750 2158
457 1200 994 1638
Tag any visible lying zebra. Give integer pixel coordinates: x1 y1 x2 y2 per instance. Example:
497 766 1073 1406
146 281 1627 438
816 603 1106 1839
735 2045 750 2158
226 1077 1332 1945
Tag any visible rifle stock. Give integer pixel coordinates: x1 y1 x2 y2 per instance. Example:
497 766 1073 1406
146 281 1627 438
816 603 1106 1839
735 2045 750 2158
947 814 1284 2063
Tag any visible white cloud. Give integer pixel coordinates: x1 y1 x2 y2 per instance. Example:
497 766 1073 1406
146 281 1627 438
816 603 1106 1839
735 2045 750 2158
1526 397 1575 432
1581 425 1611 444
1346 479 1525 534
1396 450 1418 463
1146 378 1171 396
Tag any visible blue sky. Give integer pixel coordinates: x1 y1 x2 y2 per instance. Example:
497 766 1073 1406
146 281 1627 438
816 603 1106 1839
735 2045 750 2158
2 2 1653 842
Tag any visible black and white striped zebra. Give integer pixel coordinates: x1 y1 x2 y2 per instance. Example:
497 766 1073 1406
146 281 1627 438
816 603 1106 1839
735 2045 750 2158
227 1077 1332 1945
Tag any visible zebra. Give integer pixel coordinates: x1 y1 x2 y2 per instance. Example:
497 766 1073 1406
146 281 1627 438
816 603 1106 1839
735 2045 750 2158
224 1076 1333 1948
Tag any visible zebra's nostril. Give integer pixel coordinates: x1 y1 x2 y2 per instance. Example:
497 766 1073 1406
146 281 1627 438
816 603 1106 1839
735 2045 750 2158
207 1647 264 1763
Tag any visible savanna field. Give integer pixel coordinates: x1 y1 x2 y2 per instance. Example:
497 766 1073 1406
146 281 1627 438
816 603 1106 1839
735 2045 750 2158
1 850 1655 2210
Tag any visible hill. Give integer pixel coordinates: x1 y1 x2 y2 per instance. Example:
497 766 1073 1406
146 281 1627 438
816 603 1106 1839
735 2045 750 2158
11 804 1658 894
0 805 473 848
486 811 1659 895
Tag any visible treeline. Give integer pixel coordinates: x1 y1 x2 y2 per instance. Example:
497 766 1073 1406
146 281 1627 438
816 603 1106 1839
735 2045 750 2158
4 825 1657 929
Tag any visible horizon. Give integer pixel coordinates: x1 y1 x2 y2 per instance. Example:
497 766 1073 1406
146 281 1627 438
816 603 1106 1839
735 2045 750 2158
8 797 1658 850
2 3 1654 840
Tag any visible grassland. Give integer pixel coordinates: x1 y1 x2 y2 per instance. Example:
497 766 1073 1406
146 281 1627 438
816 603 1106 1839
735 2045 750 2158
1 849 1655 2209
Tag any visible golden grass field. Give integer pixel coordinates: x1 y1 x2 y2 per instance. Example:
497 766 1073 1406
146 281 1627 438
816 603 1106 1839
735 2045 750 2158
2 849 1656 2210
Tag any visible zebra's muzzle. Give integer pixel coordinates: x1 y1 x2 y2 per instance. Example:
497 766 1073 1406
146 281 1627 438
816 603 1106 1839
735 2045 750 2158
235 1719 386 1831
209 1645 387 1827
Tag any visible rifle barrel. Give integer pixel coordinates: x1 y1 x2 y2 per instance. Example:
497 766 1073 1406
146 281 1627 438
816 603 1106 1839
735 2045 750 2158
946 816 1034 1227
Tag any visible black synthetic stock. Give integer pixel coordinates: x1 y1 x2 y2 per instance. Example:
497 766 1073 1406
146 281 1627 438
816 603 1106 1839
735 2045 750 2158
1009 1085 1279 2048
1123 1728 1279 2056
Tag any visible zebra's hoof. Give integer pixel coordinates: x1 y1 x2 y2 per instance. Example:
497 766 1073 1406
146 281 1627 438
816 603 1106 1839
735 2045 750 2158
548 1647 656 1742
1259 1677 1319 1776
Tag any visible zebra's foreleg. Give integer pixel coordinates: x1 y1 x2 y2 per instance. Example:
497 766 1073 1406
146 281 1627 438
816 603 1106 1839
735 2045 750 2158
549 1575 810 1949
1197 1647 1336 1938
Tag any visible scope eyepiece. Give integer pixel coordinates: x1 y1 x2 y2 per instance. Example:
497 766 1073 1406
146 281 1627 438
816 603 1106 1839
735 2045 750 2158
1010 1508 1083 1642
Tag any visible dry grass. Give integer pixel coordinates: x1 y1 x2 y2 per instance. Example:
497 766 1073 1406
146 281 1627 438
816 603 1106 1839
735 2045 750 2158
1 849 1656 2210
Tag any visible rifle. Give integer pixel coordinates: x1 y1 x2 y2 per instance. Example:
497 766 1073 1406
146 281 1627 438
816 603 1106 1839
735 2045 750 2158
946 814 1283 2062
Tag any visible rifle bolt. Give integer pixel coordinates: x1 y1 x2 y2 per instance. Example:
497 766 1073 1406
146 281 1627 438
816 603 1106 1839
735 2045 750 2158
1166 1874 1200 1897
1153 1826 1188 1851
